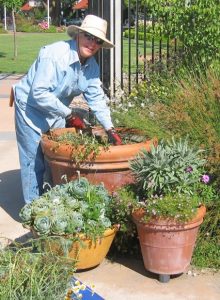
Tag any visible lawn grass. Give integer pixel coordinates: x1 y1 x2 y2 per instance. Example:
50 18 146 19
0 32 166 74
0 33 67 73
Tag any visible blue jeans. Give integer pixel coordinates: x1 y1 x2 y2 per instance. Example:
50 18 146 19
15 103 65 203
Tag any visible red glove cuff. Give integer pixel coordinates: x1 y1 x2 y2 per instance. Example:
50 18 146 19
107 128 122 145
66 116 86 129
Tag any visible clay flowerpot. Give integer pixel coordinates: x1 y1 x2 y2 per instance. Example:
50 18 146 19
132 206 206 282
33 226 118 270
41 127 157 192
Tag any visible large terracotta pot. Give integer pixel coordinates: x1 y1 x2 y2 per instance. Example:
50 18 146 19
33 226 117 270
41 127 157 192
132 206 206 282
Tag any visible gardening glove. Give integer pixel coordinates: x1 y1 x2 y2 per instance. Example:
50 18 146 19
65 113 86 130
106 128 122 145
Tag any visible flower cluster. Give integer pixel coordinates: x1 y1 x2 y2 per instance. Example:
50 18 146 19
38 21 48 30
65 279 95 300
19 177 112 239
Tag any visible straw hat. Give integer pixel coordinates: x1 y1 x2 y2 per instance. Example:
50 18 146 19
67 14 114 49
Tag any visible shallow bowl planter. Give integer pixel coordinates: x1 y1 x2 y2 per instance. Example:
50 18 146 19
32 226 118 270
41 127 157 192
132 206 206 282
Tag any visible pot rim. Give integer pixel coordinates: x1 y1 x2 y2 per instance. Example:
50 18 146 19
31 225 119 240
41 127 157 163
132 206 206 230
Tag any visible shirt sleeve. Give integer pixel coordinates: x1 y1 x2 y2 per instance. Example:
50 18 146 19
83 63 114 130
29 54 71 118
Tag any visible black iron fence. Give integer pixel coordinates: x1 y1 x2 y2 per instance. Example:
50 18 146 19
89 0 180 95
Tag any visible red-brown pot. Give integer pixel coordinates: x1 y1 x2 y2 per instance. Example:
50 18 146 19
132 206 206 276
41 127 157 192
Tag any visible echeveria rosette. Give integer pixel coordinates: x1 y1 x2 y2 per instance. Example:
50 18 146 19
31 197 52 216
94 183 111 203
99 216 112 228
66 211 84 234
69 177 89 199
19 203 33 226
51 214 69 235
33 216 51 235
64 195 80 209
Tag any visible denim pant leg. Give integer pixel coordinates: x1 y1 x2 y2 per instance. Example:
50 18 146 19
15 106 45 204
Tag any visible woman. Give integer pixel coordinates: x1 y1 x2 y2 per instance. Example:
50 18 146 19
12 15 121 204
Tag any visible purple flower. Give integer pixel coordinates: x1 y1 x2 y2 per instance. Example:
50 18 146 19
185 166 193 173
201 174 210 184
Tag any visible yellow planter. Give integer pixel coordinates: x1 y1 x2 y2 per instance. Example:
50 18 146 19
33 226 117 270
70 227 117 269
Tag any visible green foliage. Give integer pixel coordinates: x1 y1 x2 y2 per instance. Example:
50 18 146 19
108 185 141 257
115 64 220 178
146 0 219 63
129 137 212 222
0 0 24 10
192 193 220 268
0 244 73 299
130 137 206 197
124 0 220 64
19 177 112 240
49 130 109 165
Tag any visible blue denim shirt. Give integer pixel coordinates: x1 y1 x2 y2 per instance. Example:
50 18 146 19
13 39 113 134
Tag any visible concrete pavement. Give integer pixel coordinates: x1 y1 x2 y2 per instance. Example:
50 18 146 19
0 73 30 246
0 74 219 299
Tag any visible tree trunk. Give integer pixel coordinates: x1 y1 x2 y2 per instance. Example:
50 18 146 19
12 9 17 58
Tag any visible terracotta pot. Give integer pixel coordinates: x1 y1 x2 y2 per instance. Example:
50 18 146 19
32 226 117 270
41 127 157 192
132 206 206 279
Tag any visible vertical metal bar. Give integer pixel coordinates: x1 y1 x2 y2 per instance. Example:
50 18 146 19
152 14 155 66
128 0 131 93
167 36 170 68
121 1 124 89
143 3 147 80
159 29 162 62
135 0 139 84
113 0 116 94
102 0 111 95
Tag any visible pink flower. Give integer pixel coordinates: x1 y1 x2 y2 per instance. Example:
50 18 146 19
185 166 193 173
201 174 210 184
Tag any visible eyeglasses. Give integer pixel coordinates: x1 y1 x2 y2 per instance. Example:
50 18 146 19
83 33 104 46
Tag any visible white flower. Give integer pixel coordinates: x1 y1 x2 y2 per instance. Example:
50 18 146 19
52 197 60 204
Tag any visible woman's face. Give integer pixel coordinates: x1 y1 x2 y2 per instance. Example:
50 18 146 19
77 32 103 60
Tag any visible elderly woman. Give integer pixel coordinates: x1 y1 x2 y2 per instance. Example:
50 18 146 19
12 15 121 204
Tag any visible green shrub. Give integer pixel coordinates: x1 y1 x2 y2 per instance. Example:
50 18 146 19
113 64 220 178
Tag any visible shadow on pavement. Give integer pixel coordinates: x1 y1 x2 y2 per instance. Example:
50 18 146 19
109 255 158 279
0 169 25 222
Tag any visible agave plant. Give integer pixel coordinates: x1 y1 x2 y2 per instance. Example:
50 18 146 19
19 177 113 239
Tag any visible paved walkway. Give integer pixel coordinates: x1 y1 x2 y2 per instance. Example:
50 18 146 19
0 74 219 299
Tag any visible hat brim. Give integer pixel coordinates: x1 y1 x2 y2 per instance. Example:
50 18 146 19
67 25 114 49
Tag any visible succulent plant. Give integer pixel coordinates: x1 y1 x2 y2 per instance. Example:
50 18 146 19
19 177 113 239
